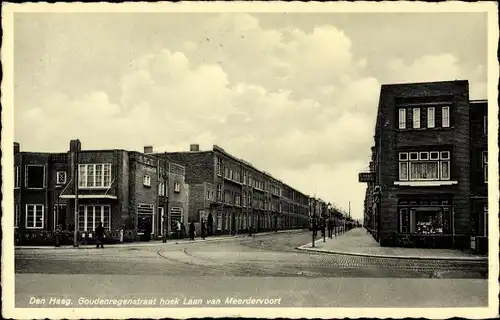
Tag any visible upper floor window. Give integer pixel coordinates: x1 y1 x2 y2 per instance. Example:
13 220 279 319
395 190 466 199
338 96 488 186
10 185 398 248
427 107 435 128
224 167 229 179
79 164 112 188
174 182 181 193
442 106 450 128
412 108 421 129
229 169 233 180
398 108 406 129
216 184 222 202
25 165 46 189
216 157 222 176
243 171 247 184
159 182 166 196
143 175 151 187
56 171 67 185
483 151 488 183
15 166 20 189
15 204 20 228
399 151 450 181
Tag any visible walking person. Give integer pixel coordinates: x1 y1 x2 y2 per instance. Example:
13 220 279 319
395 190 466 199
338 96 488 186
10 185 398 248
95 222 105 249
328 219 333 238
201 219 206 240
189 221 195 241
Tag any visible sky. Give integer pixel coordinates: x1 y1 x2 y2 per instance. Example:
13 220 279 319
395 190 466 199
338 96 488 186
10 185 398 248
13 11 488 220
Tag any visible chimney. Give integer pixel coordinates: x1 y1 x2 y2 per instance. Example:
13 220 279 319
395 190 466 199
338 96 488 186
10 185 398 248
144 146 153 154
70 139 81 153
14 142 20 154
190 144 200 152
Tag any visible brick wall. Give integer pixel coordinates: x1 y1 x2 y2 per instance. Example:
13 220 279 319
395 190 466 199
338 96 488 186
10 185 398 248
377 81 472 244
161 151 214 185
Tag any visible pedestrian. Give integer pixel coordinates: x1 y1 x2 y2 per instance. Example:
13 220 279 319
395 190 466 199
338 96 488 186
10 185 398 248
201 219 206 240
328 220 333 238
189 221 195 241
95 221 105 249
176 220 181 239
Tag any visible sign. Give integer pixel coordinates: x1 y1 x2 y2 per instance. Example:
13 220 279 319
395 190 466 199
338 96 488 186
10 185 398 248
358 172 375 183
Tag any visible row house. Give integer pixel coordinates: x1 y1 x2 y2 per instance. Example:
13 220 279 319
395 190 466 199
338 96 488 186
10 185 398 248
359 80 489 252
158 144 310 235
14 140 188 243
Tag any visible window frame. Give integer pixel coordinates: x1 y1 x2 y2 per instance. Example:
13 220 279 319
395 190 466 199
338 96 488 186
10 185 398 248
174 182 181 193
25 165 46 189
442 106 450 128
427 107 435 128
216 157 223 176
143 174 151 187
398 108 407 129
78 204 112 232
15 204 20 228
412 108 421 129
25 204 44 229
78 163 112 189
56 171 67 185
15 166 20 189
399 150 450 181
483 151 488 183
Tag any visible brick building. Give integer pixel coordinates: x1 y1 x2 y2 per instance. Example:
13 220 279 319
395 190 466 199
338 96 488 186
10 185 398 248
14 140 188 244
156 144 310 235
359 80 488 251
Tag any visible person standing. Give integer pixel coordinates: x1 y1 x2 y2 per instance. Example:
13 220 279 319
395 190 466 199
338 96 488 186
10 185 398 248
328 219 333 238
201 219 206 240
95 222 105 249
189 221 195 241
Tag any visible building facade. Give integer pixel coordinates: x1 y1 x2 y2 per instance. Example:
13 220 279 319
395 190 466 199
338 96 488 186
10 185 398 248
157 144 310 235
14 141 189 244
359 80 488 252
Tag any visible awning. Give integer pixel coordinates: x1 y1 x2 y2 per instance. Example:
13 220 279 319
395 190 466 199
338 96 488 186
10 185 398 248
59 194 118 200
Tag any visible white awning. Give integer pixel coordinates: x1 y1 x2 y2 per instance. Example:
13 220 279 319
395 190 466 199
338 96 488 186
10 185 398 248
59 194 118 200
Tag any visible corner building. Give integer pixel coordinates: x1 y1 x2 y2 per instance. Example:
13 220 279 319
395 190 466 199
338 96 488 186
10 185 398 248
157 144 309 235
359 80 488 251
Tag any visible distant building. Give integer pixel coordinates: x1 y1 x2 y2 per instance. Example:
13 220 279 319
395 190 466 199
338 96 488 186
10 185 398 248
13 141 189 243
359 80 488 253
156 144 310 234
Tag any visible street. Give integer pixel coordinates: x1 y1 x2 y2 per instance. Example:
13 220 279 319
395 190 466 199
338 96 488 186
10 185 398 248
15 231 488 308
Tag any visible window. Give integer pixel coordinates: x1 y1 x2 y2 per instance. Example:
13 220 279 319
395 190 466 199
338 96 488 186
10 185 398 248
174 182 181 193
78 205 111 231
26 204 44 229
399 150 450 181
15 204 20 228
216 157 222 176
242 191 247 207
79 164 112 188
56 171 67 185
427 107 435 128
224 167 229 179
143 175 151 187
442 106 450 128
483 151 488 183
412 108 420 129
398 200 451 234
25 165 45 189
159 182 165 196
217 212 222 230
243 171 247 184
398 108 406 129
216 184 222 202
15 166 20 189
235 194 241 206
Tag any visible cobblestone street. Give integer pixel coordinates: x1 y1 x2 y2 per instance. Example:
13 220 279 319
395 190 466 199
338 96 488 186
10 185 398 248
15 231 488 308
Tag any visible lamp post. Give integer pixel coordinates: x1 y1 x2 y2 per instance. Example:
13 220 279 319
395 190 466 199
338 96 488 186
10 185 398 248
54 184 64 247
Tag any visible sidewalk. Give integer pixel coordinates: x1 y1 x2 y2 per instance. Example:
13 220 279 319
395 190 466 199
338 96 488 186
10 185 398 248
297 228 487 261
15 228 306 250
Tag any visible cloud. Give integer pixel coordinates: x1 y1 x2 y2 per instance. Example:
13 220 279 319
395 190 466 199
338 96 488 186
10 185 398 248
385 54 487 99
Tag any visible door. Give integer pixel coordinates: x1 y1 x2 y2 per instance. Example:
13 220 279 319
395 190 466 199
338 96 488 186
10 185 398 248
138 214 153 238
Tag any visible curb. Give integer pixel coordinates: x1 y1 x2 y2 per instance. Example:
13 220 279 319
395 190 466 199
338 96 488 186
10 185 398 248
15 229 307 250
295 245 488 262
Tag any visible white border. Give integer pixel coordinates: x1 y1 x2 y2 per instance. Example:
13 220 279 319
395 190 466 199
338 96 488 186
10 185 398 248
2 1 499 319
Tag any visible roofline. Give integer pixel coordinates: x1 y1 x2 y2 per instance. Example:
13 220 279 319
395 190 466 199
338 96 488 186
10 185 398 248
381 79 469 88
